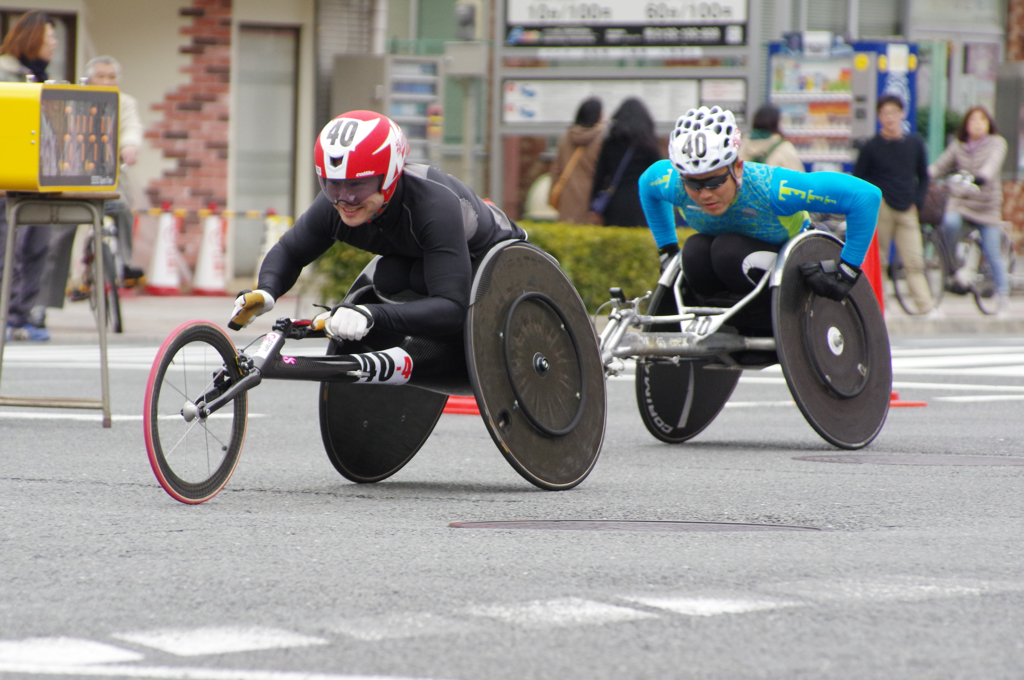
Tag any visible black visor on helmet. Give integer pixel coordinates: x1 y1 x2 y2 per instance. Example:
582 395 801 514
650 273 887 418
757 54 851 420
319 174 383 206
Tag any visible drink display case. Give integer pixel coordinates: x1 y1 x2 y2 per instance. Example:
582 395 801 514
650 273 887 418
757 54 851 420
768 41 919 172
331 55 445 164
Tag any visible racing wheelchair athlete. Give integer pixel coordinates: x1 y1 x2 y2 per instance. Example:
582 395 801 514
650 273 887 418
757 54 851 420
144 111 605 504
598 106 892 449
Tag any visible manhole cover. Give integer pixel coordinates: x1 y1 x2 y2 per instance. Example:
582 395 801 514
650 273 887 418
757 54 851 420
795 455 1024 466
449 520 819 532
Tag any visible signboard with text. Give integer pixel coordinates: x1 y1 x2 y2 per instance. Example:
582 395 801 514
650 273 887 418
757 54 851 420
505 0 748 49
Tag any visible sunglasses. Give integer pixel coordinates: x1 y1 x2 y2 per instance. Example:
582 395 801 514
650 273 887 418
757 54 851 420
319 175 383 206
682 169 733 192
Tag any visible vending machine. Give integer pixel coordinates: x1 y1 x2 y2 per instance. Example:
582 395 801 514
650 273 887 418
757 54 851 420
768 39 919 173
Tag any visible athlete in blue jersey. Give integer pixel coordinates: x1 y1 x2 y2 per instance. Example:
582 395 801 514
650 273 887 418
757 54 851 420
639 106 881 330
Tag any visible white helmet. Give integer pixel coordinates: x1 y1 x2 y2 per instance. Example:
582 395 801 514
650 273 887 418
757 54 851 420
668 106 741 176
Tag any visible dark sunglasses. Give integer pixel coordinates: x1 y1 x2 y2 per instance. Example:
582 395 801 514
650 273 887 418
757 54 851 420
319 175 383 206
682 169 732 192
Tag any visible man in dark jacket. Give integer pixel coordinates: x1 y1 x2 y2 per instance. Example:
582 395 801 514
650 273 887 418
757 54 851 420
853 94 939 317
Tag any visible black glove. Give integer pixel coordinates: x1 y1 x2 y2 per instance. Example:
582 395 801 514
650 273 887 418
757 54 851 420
799 259 861 302
658 243 680 274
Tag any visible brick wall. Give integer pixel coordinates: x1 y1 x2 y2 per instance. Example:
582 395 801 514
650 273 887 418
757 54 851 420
144 0 231 265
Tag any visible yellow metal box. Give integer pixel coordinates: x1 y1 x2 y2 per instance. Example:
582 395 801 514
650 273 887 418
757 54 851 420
0 82 119 192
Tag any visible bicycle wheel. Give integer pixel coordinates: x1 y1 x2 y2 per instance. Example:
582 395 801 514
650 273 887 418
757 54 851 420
144 321 248 504
972 230 1011 315
86 243 123 333
892 228 946 315
103 244 123 333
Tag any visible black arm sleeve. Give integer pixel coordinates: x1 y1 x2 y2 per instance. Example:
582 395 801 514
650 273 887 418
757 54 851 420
256 196 339 300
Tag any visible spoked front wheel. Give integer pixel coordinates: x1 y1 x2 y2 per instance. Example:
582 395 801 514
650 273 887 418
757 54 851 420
143 321 248 504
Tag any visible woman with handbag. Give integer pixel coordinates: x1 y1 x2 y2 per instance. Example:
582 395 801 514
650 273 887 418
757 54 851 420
549 98 605 224
589 98 663 227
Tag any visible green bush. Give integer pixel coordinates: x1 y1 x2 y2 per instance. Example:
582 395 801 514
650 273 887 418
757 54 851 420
314 222 692 312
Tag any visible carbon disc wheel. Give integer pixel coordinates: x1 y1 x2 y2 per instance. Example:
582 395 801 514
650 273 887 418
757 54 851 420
772 232 891 449
143 321 248 504
466 242 605 490
634 282 739 443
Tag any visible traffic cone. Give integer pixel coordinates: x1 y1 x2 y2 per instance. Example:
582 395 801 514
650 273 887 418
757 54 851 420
861 233 884 316
443 395 480 415
192 205 227 295
145 202 181 295
253 209 293 286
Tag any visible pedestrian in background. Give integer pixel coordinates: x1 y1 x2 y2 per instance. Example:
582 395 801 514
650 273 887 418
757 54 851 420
738 103 804 172
589 98 663 227
0 10 59 341
929 106 1011 318
854 94 939 317
549 97 605 224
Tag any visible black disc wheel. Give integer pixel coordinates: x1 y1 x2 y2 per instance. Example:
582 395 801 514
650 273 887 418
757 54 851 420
466 242 605 490
319 341 447 484
144 321 248 504
634 281 740 443
772 232 891 449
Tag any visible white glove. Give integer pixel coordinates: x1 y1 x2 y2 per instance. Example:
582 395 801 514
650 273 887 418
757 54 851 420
326 304 373 341
228 289 275 330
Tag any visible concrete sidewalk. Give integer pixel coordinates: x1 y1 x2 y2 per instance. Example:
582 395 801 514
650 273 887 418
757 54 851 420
19 283 1024 345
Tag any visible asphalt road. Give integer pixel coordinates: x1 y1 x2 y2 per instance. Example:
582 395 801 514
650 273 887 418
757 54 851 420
1 334 1023 679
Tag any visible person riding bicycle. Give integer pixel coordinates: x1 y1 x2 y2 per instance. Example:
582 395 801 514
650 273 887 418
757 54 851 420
229 110 526 341
638 106 883 335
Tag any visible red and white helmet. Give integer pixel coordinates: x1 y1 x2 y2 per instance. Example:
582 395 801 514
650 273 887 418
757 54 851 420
314 111 409 204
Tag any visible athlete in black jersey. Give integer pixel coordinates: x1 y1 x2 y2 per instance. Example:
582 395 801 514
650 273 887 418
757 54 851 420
229 110 525 339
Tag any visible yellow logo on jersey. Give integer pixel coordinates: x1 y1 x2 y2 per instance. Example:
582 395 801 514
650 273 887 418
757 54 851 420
778 180 838 207
651 171 672 188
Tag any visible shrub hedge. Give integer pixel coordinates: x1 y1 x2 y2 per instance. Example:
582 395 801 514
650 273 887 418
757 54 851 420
315 221 693 313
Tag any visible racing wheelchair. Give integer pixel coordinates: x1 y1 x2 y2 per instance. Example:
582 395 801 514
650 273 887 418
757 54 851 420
598 230 891 450
143 241 606 504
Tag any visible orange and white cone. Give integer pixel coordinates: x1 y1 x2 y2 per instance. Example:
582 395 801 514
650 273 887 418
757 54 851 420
192 207 227 295
253 209 293 286
145 203 181 295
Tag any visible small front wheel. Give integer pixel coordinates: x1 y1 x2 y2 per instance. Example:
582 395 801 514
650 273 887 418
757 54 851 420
143 321 248 503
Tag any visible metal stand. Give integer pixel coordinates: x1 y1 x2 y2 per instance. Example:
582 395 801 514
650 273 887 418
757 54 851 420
0 192 116 427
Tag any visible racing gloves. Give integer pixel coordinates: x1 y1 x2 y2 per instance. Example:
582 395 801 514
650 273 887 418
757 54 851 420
799 259 861 302
658 243 680 274
312 303 374 341
228 289 275 330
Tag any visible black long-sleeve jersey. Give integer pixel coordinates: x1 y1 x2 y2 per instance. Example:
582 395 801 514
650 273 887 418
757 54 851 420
257 164 526 337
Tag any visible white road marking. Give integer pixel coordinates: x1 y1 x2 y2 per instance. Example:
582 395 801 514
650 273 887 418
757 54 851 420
0 637 142 664
326 613 474 641
0 662 450 679
466 597 657 629
765 577 1024 603
724 401 794 408
0 413 264 422
112 627 327 657
934 395 1024 402
623 596 802 616
0 343 331 371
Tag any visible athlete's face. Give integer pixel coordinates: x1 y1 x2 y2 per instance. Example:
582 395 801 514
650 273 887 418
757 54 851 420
322 176 385 226
682 161 743 216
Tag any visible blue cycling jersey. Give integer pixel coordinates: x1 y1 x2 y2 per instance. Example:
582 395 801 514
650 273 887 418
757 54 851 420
638 160 882 267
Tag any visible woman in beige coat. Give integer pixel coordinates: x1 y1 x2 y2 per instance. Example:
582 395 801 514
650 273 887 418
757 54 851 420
738 104 804 172
928 106 1010 316
549 98 605 224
